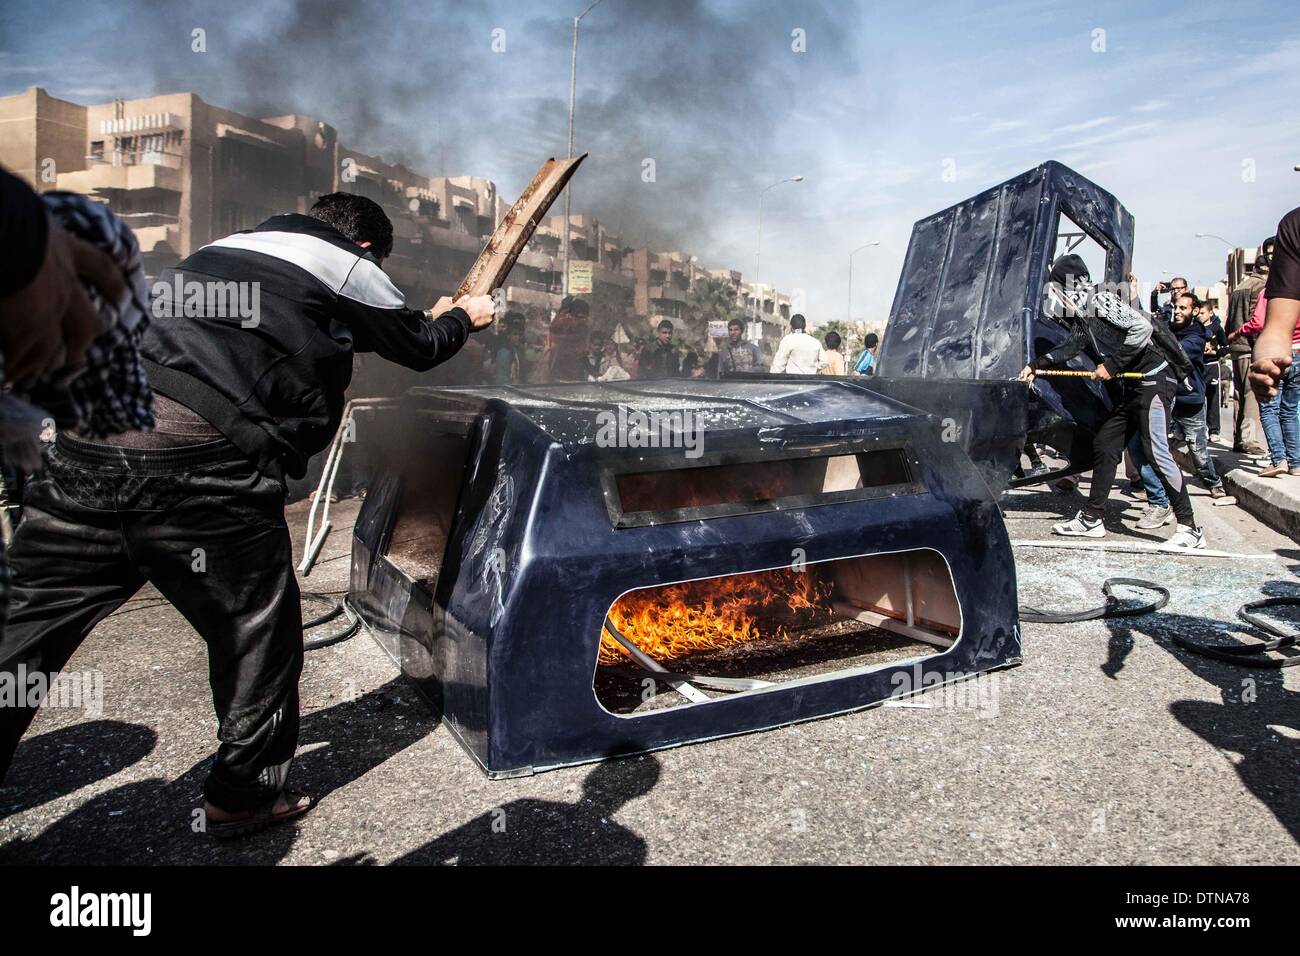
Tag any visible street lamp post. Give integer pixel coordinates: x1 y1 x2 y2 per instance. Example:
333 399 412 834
561 0 608 296
1195 232 1237 249
752 175 804 320
847 240 880 321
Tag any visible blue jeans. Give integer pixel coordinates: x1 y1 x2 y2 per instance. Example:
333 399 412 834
1127 432 1168 507
1172 402 1222 488
1259 360 1300 466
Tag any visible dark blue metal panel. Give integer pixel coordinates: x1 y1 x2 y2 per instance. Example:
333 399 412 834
348 161 1148 775
350 380 1021 776
877 160 1136 476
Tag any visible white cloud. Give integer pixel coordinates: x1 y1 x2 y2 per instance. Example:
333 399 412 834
983 118 1029 135
1074 159 1122 174
1053 116 1115 134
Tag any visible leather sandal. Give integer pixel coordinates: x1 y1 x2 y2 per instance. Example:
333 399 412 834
208 790 314 840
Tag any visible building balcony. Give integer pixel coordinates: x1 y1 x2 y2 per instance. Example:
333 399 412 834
504 284 560 309
648 283 687 302
421 223 485 254
516 248 559 271
131 224 181 255
593 264 634 288
515 278 561 294
58 162 183 196
115 211 180 230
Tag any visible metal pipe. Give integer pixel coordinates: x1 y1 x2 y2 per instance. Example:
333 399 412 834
299 398 398 576
1033 368 1142 379
603 617 708 703
847 240 879 321
752 175 804 320
561 0 607 296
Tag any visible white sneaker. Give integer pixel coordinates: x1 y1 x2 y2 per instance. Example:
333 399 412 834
1135 504 1174 530
1052 511 1105 537
1162 524 1206 550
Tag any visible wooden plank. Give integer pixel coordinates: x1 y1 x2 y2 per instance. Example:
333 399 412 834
455 153 587 299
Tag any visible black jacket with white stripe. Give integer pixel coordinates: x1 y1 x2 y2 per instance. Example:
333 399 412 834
142 214 471 479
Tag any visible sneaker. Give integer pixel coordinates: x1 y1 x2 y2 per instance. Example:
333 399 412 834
1162 524 1206 550
1209 433 1221 443
1052 511 1105 537
1209 484 1227 499
1260 462 1290 478
1135 503 1174 529
1051 476 1079 495
1290 468 1300 477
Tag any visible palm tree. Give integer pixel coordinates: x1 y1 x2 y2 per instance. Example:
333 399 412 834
682 277 748 351
815 319 862 359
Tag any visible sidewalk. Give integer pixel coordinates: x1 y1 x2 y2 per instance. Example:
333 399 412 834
1183 433 1300 542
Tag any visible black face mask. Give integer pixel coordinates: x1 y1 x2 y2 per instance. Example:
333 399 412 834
1048 253 1091 289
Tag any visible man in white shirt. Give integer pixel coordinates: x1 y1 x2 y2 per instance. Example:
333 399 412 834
770 313 826 374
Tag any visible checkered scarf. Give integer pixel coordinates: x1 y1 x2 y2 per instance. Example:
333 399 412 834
0 194 156 628
25 191 155 437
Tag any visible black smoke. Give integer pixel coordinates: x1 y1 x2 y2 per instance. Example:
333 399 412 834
82 0 867 255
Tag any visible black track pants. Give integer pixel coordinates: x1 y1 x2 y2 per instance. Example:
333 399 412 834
0 437 302 812
1085 372 1196 527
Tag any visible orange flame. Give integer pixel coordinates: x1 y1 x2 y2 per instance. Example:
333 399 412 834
600 567 833 665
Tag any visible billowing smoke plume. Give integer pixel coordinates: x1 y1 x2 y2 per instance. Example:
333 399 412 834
106 0 867 255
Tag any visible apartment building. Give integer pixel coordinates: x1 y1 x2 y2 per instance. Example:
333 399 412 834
627 247 691 321
741 282 792 324
538 213 635 320
1 85 789 344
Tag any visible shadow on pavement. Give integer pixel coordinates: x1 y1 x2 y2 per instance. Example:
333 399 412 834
0 719 158 819
0 678 433 863
1104 583 1300 846
386 754 661 866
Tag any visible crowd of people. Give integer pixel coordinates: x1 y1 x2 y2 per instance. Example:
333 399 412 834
1129 242 1298 495
1017 214 1300 550
1137 234 1300 482
483 299 882 386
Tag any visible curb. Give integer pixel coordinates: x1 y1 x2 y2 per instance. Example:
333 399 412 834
1219 466 1300 543
1171 444 1300 542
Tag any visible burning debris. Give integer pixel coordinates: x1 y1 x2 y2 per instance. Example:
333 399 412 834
599 567 834 665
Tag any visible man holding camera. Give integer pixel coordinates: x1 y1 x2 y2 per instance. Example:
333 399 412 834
1150 276 1188 323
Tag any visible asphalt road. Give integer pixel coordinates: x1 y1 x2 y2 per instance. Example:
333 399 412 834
1 477 1297 865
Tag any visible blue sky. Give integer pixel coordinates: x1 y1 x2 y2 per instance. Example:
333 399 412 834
3 0 1297 324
